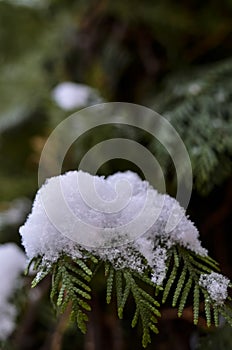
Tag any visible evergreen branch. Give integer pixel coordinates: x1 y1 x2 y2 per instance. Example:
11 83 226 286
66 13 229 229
163 246 232 328
25 244 232 348
105 264 115 304
132 270 158 287
31 264 52 288
162 248 179 303
172 266 187 307
177 277 192 317
193 284 200 325
213 306 219 327
152 58 232 194
104 264 161 348
115 270 123 309
131 308 139 327
122 270 160 347
28 254 98 335
203 291 212 327
24 256 42 275
118 275 131 319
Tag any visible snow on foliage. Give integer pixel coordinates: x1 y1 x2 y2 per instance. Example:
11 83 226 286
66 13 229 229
0 243 26 340
199 272 230 305
52 82 101 110
20 170 207 284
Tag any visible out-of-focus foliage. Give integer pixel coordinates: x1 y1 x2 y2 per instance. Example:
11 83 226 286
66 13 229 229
149 59 232 194
197 324 232 350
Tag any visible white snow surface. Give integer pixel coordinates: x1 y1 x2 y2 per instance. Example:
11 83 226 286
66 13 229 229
199 272 230 305
0 243 26 340
20 170 207 283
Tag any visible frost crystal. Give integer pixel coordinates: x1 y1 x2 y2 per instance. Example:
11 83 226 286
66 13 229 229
20 170 207 280
199 272 230 305
0 243 26 340
150 247 168 285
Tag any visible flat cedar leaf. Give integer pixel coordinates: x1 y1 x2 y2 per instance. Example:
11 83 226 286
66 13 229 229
140 299 161 316
118 280 130 319
106 266 115 304
178 277 192 317
69 275 91 292
31 268 51 288
139 288 160 307
48 256 95 335
115 270 123 308
77 299 91 311
131 308 139 327
189 255 213 273
142 330 151 348
149 323 159 334
193 283 200 325
73 259 92 276
203 292 211 327
172 266 187 307
132 271 157 287
72 286 91 300
64 262 91 282
194 254 220 271
213 306 219 327
173 247 179 267
57 284 66 307
162 264 178 303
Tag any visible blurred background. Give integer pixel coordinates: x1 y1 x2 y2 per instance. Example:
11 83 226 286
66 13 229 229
0 0 232 349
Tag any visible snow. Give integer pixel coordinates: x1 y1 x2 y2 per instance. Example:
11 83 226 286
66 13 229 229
199 272 230 305
52 82 101 110
20 170 207 283
0 198 31 229
0 243 26 340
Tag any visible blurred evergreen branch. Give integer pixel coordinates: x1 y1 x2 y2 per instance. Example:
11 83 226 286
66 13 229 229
150 59 232 195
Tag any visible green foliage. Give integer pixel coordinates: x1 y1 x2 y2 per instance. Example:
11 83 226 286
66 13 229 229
27 244 232 348
160 246 232 328
151 59 232 194
105 264 161 348
29 254 98 334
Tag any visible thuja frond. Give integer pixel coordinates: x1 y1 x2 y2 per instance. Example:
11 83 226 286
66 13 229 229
105 263 115 304
51 255 98 333
105 264 161 348
29 256 52 288
162 247 179 303
162 246 232 328
27 253 98 334
25 245 232 348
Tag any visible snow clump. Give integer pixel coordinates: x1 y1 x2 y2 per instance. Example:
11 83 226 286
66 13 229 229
0 243 26 340
20 170 208 285
199 272 230 305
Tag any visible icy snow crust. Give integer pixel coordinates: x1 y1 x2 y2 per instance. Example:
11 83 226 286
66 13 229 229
0 243 26 340
20 170 207 285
